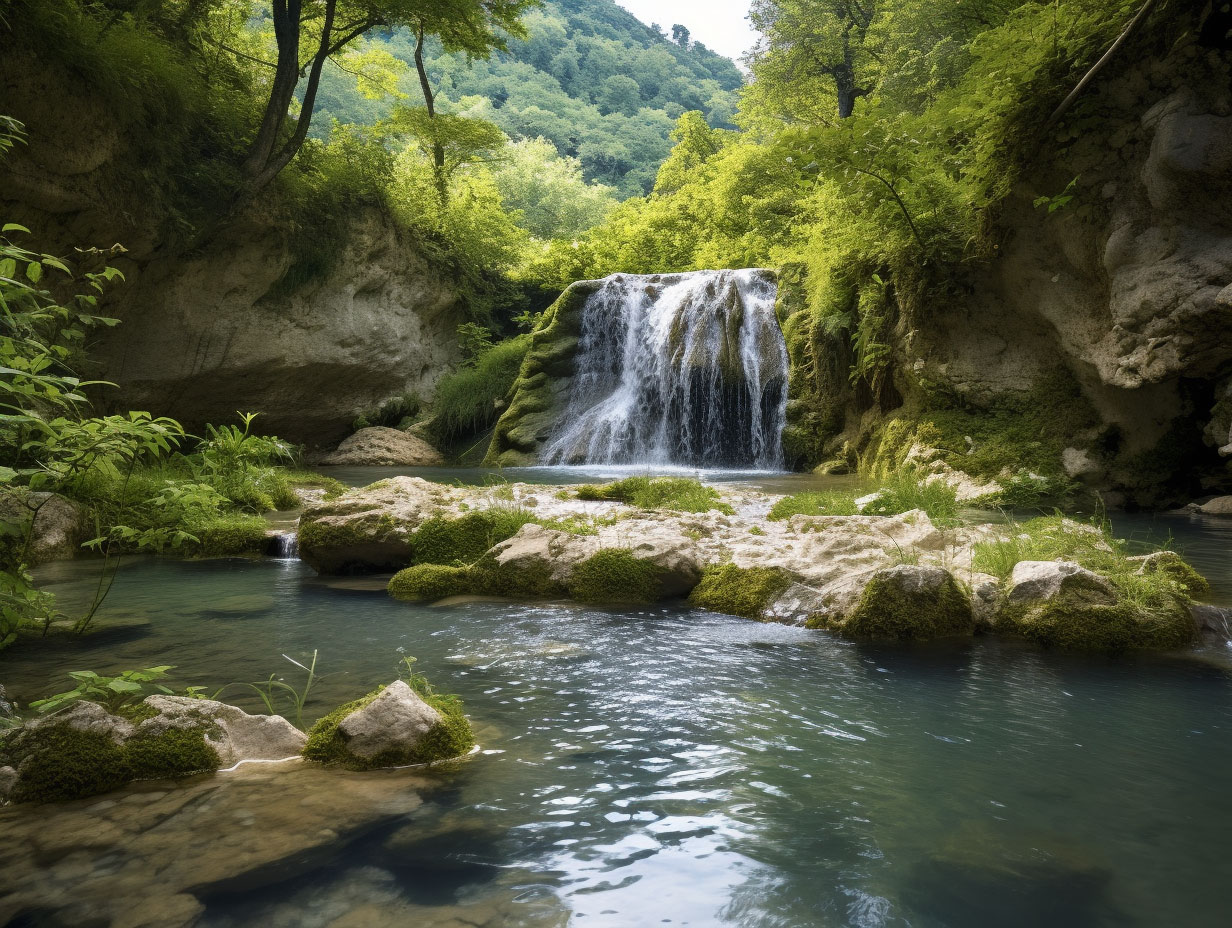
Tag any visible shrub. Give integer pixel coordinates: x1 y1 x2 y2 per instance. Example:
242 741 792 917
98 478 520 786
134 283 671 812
431 335 532 446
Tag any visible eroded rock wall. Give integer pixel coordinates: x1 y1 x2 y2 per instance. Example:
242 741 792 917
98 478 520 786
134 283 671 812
0 52 463 447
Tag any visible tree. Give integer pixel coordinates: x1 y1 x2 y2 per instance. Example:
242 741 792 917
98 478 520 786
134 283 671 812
597 74 641 117
653 111 720 194
671 23 690 48
383 105 506 201
748 0 878 120
239 0 531 198
490 137 616 238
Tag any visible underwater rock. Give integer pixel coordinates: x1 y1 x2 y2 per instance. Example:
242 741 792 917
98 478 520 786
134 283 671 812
303 681 474 770
319 426 444 466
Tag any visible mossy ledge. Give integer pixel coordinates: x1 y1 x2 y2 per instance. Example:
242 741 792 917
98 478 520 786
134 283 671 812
302 687 475 771
2 720 220 804
808 566 975 642
566 548 666 604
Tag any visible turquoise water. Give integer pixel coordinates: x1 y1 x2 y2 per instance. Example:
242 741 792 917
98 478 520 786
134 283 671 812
5 547 1232 926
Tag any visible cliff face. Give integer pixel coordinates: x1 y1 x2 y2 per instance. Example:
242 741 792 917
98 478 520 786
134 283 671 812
0 53 462 447
792 18 1232 506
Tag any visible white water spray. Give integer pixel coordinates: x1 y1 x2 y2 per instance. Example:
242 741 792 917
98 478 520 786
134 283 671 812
541 269 788 468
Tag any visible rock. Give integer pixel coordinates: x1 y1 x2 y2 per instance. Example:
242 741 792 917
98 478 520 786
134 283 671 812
298 476 454 573
0 765 17 800
1128 550 1211 598
1006 561 1118 607
303 681 474 770
1195 496 1232 516
0 489 87 564
1191 604 1231 641
0 696 305 803
999 560 1196 651
812 565 975 641
319 426 444 466
138 695 307 767
0 683 13 719
336 681 443 760
969 572 1003 628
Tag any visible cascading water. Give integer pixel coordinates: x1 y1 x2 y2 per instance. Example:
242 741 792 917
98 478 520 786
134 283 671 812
541 269 788 468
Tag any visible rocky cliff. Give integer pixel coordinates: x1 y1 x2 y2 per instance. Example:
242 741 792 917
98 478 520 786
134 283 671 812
787 11 1232 507
0 52 462 447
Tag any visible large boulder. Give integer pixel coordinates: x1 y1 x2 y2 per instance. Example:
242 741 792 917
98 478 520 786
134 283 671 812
0 696 305 803
998 560 1196 651
1193 495 1232 516
810 565 975 641
297 477 453 573
303 681 473 770
0 490 87 564
318 426 444 466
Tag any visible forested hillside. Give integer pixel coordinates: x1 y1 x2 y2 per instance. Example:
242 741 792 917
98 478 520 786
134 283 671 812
309 0 745 196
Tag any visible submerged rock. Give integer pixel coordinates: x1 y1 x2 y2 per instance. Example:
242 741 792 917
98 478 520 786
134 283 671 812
303 680 474 770
319 426 444 466
0 696 305 803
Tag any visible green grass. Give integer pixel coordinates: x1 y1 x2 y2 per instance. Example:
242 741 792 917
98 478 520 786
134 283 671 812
575 477 733 514
431 336 532 446
768 470 957 525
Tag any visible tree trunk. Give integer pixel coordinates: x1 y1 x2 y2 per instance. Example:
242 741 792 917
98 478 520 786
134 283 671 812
414 25 448 202
835 64 857 119
241 0 304 179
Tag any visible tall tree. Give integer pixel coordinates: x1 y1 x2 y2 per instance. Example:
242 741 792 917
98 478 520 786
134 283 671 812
748 0 878 120
238 0 531 196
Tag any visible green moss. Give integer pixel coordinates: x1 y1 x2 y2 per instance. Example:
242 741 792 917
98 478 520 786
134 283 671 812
819 568 973 641
186 514 270 557
999 597 1195 652
389 564 474 602
410 510 533 566
124 727 219 780
688 564 794 619
471 554 566 599
7 725 131 803
1134 551 1210 600
567 549 664 604
302 687 474 771
285 471 349 501
574 477 733 514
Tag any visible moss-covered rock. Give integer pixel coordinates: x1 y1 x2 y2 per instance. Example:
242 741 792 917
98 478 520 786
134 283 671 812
187 514 270 557
688 564 795 619
813 565 974 641
566 548 665 604
998 560 1197 651
388 564 474 602
484 281 597 466
409 511 531 566
1129 550 1211 600
302 680 474 771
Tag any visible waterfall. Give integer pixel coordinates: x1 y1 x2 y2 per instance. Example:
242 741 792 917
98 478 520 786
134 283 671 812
267 531 298 559
541 269 788 469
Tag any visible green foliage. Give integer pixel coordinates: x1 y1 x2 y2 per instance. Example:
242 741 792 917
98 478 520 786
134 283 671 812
410 509 536 566
430 334 532 446
575 476 733 514
491 137 616 239
862 471 959 525
688 564 794 619
566 548 664 604
211 651 320 730
30 666 176 716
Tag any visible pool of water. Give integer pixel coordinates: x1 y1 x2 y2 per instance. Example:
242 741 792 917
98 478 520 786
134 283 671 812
4 550 1232 927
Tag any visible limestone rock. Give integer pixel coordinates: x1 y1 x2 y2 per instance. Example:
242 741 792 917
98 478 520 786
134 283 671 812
0 683 13 719
336 681 443 760
1195 496 1232 516
298 476 455 573
0 490 87 564
0 765 16 800
1006 561 1117 607
1192 604 1231 642
139 695 307 767
319 426 444 466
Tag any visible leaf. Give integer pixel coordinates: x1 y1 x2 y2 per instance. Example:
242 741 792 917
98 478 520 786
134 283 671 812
25 261 42 283
2 223 30 234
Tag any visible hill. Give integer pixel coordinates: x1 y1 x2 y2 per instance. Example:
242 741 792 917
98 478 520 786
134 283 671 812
310 0 745 197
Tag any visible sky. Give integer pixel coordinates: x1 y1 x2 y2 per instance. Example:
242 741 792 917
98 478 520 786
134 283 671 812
616 1 761 64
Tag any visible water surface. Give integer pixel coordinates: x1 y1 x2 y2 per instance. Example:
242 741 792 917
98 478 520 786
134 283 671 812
4 551 1232 927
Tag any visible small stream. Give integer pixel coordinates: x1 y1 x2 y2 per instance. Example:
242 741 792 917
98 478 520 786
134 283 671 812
2 468 1231 927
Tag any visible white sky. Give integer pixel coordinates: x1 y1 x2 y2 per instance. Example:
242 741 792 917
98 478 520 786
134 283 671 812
616 0 760 64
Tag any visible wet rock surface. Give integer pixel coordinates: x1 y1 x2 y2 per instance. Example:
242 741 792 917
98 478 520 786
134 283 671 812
319 427 445 467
